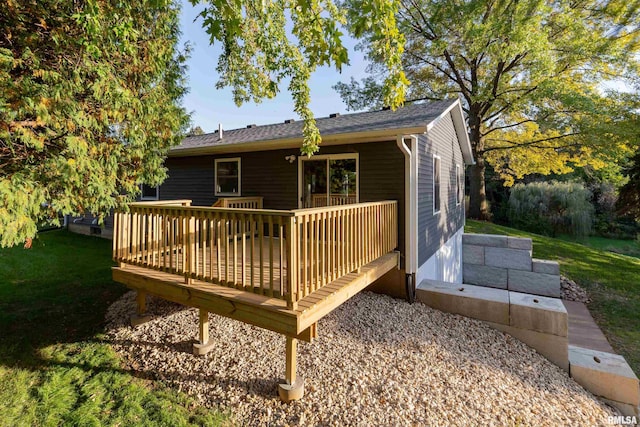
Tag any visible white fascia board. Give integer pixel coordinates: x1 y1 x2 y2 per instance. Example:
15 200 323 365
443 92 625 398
425 99 475 166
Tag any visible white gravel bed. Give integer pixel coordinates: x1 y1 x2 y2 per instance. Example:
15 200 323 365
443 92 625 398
105 291 615 426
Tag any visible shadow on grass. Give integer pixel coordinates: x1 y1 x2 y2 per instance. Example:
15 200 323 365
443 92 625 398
0 230 230 426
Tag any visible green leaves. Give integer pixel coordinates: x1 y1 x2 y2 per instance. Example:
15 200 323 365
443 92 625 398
193 0 408 152
0 0 189 247
337 0 640 215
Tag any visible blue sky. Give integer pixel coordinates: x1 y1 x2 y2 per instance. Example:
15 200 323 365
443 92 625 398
179 2 369 133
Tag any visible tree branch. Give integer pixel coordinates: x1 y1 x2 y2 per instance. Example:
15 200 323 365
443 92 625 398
481 118 538 136
482 132 581 153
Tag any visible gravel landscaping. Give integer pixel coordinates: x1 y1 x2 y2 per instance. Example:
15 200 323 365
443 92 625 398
561 275 592 303
106 291 615 426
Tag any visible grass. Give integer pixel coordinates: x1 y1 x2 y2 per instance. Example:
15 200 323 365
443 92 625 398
466 220 640 376
556 234 640 259
0 230 230 427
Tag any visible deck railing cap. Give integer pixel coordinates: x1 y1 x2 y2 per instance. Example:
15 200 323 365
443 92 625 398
127 203 296 217
291 200 397 216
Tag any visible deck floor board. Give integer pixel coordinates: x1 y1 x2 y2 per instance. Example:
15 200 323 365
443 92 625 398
114 251 399 337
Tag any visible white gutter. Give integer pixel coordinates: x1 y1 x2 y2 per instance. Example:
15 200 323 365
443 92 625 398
396 135 418 275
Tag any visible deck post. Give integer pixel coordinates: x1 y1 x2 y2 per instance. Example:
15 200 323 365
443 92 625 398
286 217 298 310
278 336 304 402
184 215 194 285
193 308 215 355
130 290 152 326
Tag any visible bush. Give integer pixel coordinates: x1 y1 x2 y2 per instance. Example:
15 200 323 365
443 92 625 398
508 181 594 238
596 216 640 240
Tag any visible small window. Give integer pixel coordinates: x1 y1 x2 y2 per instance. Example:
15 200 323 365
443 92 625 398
215 158 241 196
140 184 159 200
433 155 441 214
456 164 462 206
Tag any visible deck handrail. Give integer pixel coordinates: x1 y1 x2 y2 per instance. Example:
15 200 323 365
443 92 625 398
129 199 192 207
214 196 264 209
113 200 397 309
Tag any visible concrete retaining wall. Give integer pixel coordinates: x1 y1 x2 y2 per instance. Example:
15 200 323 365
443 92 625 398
68 223 113 240
462 233 560 298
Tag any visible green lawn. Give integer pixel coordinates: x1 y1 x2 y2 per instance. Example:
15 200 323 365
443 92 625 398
0 230 230 426
466 220 640 375
556 234 640 258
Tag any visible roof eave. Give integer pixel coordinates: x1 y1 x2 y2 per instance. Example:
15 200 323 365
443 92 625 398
168 126 428 157
451 101 475 165
425 99 475 165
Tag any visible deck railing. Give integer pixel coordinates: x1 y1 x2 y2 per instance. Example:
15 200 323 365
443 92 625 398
311 194 357 207
290 202 397 299
113 200 397 308
212 196 263 209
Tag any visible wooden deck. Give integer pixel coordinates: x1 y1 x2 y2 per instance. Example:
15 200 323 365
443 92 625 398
113 251 398 339
111 199 399 401
144 238 287 297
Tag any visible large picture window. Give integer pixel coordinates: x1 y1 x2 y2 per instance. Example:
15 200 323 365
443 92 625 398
433 154 441 214
215 158 241 196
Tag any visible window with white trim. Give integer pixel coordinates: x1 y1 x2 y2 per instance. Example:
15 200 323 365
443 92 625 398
140 184 159 200
456 164 462 206
215 158 241 196
433 154 441 214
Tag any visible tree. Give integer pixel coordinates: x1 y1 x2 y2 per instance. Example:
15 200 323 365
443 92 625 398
190 0 409 155
0 0 189 247
617 150 640 220
188 125 205 136
335 0 640 219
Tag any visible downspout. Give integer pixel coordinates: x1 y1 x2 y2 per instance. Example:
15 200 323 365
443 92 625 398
396 135 418 303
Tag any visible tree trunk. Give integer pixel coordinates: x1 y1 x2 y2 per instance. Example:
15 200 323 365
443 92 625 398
466 107 491 220
468 156 490 219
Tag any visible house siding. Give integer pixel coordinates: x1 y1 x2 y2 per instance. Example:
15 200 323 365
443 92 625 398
320 142 406 261
417 113 465 267
160 141 406 263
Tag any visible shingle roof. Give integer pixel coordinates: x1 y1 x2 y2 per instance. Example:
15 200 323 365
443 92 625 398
172 99 457 153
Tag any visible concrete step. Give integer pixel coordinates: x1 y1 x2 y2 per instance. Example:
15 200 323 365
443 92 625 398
416 280 509 325
509 292 567 337
569 345 639 417
417 278 639 416
416 280 567 336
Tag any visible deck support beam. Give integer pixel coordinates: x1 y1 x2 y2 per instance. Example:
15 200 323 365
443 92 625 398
193 309 215 355
278 336 304 402
130 290 152 326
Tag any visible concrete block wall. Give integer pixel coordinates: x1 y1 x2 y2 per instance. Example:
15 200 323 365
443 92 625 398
416 280 569 371
462 233 560 298
416 279 640 415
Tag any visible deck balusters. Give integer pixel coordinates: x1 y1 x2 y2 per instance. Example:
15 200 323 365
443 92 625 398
112 200 397 305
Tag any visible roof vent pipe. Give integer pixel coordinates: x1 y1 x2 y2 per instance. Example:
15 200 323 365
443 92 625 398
330 113 340 118
218 123 223 139
284 119 295 124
